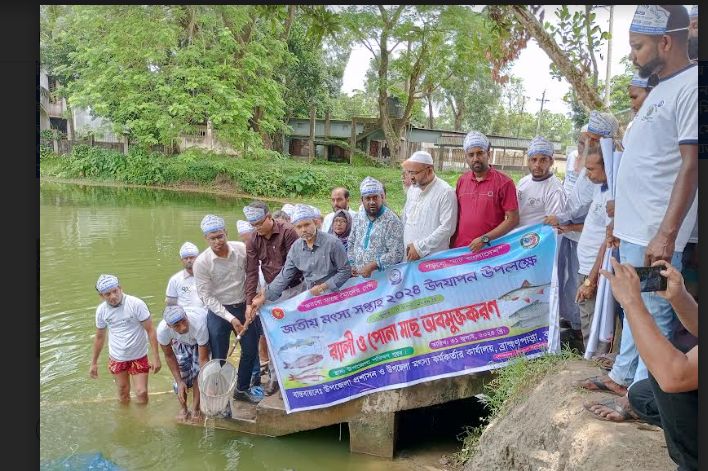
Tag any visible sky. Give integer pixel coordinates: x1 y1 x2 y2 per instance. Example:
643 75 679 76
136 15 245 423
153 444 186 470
340 5 694 116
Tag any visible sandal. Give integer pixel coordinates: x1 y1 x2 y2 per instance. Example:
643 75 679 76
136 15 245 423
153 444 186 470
592 353 617 371
583 397 642 423
575 375 627 396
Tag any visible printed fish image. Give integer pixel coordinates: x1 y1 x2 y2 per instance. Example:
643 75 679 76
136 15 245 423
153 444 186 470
288 372 326 384
283 353 324 369
508 300 549 328
278 336 319 353
500 280 550 303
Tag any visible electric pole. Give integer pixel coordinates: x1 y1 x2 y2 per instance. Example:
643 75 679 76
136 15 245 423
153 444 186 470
604 5 614 107
535 89 548 136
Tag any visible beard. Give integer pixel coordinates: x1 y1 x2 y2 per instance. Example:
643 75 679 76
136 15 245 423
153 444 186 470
688 35 698 61
636 53 664 79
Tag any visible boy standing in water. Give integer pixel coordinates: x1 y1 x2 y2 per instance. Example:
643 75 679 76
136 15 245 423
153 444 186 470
89 274 161 404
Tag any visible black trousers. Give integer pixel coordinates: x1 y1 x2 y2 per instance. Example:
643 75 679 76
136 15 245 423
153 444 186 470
628 374 698 471
207 304 262 392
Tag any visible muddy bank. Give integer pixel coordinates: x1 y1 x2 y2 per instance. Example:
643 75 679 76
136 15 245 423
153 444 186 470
464 359 674 470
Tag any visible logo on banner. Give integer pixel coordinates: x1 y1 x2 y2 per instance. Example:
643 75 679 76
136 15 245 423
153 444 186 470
388 268 402 285
272 308 285 320
521 232 540 249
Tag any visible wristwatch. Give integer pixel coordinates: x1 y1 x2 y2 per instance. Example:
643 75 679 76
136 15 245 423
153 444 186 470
583 278 593 287
481 235 491 246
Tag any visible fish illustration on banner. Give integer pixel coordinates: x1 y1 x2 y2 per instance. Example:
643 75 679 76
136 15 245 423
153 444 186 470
260 223 559 413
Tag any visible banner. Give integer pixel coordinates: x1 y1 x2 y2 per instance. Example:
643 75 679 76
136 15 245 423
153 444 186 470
260 223 559 413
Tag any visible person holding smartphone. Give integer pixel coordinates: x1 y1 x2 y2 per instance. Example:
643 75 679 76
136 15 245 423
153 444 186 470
586 259 697 471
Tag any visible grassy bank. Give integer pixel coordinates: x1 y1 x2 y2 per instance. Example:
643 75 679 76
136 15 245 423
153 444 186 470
452 347 580 466
40 145 526 214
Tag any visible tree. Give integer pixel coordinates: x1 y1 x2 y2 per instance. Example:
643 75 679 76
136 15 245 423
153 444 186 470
42 5 290 152
486 5 607 111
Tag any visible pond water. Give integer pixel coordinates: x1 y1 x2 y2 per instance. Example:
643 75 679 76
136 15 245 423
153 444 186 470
39 182 462 470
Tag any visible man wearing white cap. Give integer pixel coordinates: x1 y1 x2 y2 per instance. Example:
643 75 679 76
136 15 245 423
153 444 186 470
193 214 263 403
251 204 351 305
452 130 519 251
400 151 457 260
581 6 698 431
516 136 566 227
348 176 405 277
90 274 161 404
157 305 209 421
243 200 302 395
165 242 208 320
322 187 357 233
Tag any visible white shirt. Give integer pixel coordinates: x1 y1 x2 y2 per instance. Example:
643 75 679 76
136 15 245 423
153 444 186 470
322 208 357 232
156 310 209 347
193 241 247 323
615 64 698 252
577 185 612 275
165 269 208 319
95 293 150 362
401 176 458 257
556 169 597 243
564 150 579 197
516 174 566 227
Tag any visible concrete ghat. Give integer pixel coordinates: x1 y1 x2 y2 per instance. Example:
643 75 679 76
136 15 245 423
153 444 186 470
187 373 489 458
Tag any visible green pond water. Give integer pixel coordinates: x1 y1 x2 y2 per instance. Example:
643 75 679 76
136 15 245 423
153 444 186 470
39 181 457 471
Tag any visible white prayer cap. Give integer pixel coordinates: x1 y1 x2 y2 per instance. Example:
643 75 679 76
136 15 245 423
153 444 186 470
281 204 295 218
463 131 490 152
309 205 322 217
630 5 671 35
359 176 384 196
587 110 619 138
291 204 317 224
200 214 225 235
179 242 199 259
236 220 254 235
527 136 554 158
163 305 186 326
690 5 697 19
96 274 119 293
243 205 266 223
630 72 650 89
406 151 433 165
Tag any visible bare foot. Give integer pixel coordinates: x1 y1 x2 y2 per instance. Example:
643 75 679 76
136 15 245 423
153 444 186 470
176 409 190 421
190 409 203 422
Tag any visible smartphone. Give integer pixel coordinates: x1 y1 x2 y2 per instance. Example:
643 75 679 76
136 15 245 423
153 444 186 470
635 266 667 292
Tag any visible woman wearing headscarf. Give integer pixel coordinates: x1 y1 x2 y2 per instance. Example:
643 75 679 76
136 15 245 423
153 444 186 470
328 209 352 252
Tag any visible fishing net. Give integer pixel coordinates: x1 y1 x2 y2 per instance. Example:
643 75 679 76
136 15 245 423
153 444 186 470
198 359 237 417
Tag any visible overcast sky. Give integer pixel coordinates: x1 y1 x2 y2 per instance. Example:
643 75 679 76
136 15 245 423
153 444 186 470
340 5 694 116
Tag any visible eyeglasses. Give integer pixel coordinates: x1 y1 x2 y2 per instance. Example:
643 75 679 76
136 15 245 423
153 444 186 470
404 168 428 176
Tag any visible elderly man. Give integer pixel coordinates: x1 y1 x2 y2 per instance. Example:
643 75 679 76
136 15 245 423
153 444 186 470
243 201 302 395
451 131 519 252
516 136 566 227
348 176 405 277
579 5 698 422
193 214 262 403
323 187 357 232
251 204 351 306
157 305 210 421
89 274 161 404
165 242 208 320
401 151 457 261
